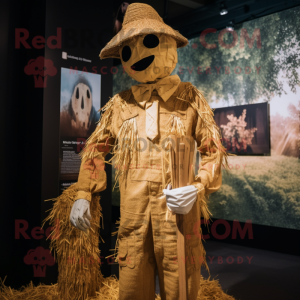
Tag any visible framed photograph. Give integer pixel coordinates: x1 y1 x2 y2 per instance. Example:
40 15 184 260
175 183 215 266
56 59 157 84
59 68 101 181
213 102 270 155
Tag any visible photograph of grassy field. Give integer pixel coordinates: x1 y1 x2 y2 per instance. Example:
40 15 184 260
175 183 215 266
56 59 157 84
209 155 300 229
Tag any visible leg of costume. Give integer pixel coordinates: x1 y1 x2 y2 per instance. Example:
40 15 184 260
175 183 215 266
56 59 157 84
118 177 203 300
151 183 201 300
118 179 156 300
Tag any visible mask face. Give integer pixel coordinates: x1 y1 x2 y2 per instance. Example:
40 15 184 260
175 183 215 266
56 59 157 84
71 83 92 130
119 33 178 83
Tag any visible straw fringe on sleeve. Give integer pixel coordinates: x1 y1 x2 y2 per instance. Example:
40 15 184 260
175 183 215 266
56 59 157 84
176 84 228 173
43 183 103 300
175 84 230 271
79 94 116 161
80 89 139 189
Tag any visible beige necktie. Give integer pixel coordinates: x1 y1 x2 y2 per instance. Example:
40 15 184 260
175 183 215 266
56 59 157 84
145 100 159 141
131 75 181 141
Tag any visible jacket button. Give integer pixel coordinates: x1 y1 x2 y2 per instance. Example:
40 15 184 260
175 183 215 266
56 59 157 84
151 191 157 196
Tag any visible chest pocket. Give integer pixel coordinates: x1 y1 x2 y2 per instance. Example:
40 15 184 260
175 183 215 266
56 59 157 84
159 97 187 120
112 98 139 137
120 102 139 122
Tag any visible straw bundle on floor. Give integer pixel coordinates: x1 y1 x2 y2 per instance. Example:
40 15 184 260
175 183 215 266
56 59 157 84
43 183 103 300
0 275 235 300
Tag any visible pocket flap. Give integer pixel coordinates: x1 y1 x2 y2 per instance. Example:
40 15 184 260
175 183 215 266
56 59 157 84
118 238 135 269
121 104 138 122
120 208 147 230
130 168 162 182
159 108 187 119
118 240 128 259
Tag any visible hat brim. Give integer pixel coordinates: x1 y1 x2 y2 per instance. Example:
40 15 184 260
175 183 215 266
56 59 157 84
100 18 188 59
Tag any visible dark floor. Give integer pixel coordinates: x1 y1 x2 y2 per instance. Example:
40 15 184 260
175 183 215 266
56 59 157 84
155 240 300 299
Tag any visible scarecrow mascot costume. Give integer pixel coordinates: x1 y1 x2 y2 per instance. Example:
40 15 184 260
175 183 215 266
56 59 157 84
48 3 228 300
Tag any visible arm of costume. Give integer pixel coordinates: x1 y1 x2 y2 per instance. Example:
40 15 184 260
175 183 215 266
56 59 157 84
74 98 115 202
188 86 228 198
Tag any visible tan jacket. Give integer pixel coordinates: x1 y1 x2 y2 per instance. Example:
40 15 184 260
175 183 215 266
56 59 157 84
74 80 226 204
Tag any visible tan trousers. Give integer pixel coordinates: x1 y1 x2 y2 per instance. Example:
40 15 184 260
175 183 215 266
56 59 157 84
118 174 203 300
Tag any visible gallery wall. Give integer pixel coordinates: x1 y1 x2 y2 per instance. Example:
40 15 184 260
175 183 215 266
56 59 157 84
0 0 114 288
41 0 114 283
0 0 47 289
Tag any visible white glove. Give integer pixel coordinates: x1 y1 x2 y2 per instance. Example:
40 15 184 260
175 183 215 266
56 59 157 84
70 198 92 232
163 185 198 215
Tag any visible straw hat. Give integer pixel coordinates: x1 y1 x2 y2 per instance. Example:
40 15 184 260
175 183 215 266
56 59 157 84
100 3 188 59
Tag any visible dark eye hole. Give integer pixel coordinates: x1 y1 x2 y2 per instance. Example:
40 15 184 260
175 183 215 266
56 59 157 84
143 34 159 48
87 89 90 99
122 46 131 62
76 87 79 99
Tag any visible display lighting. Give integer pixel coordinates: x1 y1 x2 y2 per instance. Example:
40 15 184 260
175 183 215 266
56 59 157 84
220 2 228 15
226 21 235 31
